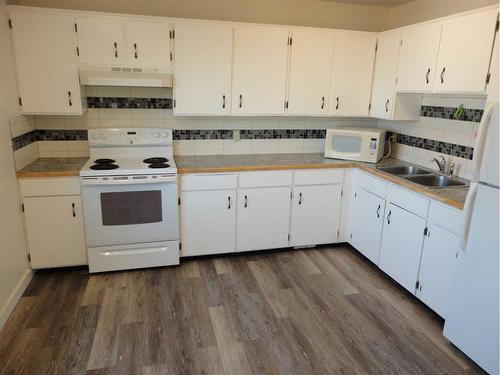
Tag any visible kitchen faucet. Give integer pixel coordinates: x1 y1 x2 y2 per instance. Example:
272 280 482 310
431 156 446 174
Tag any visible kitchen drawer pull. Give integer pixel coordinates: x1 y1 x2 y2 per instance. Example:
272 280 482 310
336 96 339 110
67 91 72 107
425 68 430 84
227 196 231 210
239 94 243 108
114 42 118 58
376 204 381 218
222 95 226 109
385 99 389 112
244 195 248 208
387 210 392 224
134 43 138 59
321 96 325 109
298 192 302 205
440 67 445 84
72 202 76 217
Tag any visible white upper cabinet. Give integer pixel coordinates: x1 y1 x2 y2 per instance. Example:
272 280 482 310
76 16 125 65
329 33 376 116
125 20 171 69
287 30 334 116
434 9 498 93
396 22 442 92
174 23 233 115
10 10 83 115
232 26 289 115
370 32 400 119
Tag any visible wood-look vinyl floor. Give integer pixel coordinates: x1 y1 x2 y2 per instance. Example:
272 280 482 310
0 245 485 375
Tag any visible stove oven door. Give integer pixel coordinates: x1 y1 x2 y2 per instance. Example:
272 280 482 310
81 176 178 247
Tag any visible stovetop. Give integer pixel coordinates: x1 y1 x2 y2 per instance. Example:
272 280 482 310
80 156 177 177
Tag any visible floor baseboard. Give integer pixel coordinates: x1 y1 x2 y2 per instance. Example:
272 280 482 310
0 269 33 330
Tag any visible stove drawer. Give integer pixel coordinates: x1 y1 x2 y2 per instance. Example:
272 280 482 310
87 240 179 273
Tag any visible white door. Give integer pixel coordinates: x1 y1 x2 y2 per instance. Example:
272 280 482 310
180 190 236 256
378 203 426 292
10 11 82 115
370 32 400 119
24 196 87 268
125 20 171 69
76 16 125 65
416 224 460 318
435 9 498 93
290 184 342 247
349 188 386 264
287 30 334 116
397 22 442 92
329 34 376 116
237 187 291 251
232 27 289 115
174 23 233 115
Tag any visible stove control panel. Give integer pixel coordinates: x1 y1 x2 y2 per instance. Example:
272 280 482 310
88 128 173 146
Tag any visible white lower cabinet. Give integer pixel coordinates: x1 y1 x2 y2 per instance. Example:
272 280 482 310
23 195 87 269
180 190 236 256
349 188 386 264
416 224 461 318
290 184 342 247
378 203 426 293
236 187 291 251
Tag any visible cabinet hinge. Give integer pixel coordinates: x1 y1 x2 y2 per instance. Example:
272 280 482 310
290 191 293 199
354 192 357 198
179 242 182 250
337 230 340 238
496 17 499 32
350 233 353 239
8 18 12 29
284 101 289 109
415 280 419 290
368 103 371 111
340 188 343 197
170 29 175 39
400 39 403 46
76 46 80 56
424 227 430 237
74 22 78 33
375 41 378 52
18 97 22 106
21 203 24 212
288 234 290 241
27 253 31 262
178 197 181 205
486 72 491 84
288 37 293 46
173 99 176 108
170 52 173 62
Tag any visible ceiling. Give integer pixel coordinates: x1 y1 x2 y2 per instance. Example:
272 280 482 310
318 0 415 7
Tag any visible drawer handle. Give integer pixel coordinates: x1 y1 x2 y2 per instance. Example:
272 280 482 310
336 96 339 110
72 202 76 217
68 91 72 107
244 195 248 208
321 96 325 110
387 210 392 224
114 42 118 58
222 95 226 109
298 192 302 205
385 99 389 112
134 43 138 59
425 67 430 84
228 196 231 210
239 94 243 108
440 67 445 84
376 204 381 218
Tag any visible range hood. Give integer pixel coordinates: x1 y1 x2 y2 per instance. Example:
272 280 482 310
79 67 172 87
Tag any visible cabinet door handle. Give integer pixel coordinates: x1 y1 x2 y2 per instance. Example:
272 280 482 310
134 43 138 59
114 42 118 58
321 96 325 109
376 204 381 218
244 195 248 208
425 68 430 84
222 95 226 109
67 91 72 107
227 196 231 210
298 192 302 205
239 94 243 108
336 96 339 110
440 67 445 84
387 210 392 224
385 99 389 112
72 202 76 217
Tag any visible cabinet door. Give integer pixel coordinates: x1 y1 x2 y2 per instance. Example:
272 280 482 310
370 32 400 119
416 224 460 318
174 23 233 115
290 184 341 247
330 34 376 116
397 23 442 92
24 196 87 268
76 16 125 65
287 30 334 116
10 11 82 115
378 203 426 293
180 190 236 256
125 20 171 69
349 188 386 264
237 187 291 251
435 9 498 93
232 27 289 115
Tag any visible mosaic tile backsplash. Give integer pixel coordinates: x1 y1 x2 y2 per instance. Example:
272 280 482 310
420 105 483 122
394 133 474 160
87 97 172 109
12 130 88 151
174 129 327 140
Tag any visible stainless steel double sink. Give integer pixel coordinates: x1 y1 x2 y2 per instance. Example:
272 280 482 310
376 165 468 188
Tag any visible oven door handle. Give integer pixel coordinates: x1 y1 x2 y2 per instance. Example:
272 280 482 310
80 175 177 186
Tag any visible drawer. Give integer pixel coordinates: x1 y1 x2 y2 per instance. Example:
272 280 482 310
387 184 429 218
357 171 387 198
294 169 344 185
239 171 293 188
428 201 462 235
19 177 81 197
181 173 237 191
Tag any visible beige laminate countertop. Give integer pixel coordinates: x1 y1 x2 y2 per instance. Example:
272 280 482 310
16 157 88 178
175 153 469 210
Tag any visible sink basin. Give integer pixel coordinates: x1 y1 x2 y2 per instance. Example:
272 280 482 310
377 165 432 176
404 174 467 188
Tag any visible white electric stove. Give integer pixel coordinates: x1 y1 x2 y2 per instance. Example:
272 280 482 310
80 128 179 273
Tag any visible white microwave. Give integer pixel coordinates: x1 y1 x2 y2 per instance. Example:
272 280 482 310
324 127 386 163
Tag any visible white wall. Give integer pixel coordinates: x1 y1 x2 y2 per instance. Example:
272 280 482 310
0 0 31 329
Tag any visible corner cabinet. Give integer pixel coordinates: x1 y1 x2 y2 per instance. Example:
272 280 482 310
9 10 83 115
19 177 87 269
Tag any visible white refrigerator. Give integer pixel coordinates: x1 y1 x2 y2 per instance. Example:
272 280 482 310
444 102 499 375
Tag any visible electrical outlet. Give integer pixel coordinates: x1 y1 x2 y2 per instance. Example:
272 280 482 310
233 130 240 141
